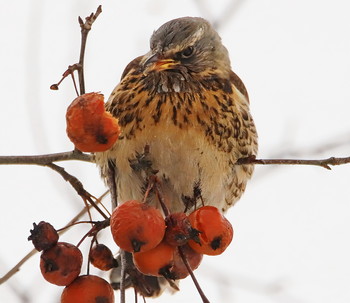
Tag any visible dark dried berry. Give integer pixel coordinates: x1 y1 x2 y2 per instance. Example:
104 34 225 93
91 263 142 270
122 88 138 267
28 221 59 251
90 244 118 271
40 242 82 286
165 212 200 246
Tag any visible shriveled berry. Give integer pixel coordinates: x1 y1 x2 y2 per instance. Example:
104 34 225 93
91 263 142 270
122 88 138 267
133 241 175 277
188 206 233 256
61 275 114 303
28 221 59 251
90 244 118 271
66 92 120 152
40 242 83 286
110 200 166 253
165 212 200 246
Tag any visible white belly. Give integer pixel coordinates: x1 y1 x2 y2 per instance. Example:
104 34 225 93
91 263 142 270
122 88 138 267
102 125 231 213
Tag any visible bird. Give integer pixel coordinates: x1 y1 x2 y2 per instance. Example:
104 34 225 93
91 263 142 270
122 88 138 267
95 16 258 296
96 16 257 213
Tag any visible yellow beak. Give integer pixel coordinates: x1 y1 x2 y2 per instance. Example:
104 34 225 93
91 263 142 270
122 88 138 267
152 58 178 71
143 53 179 73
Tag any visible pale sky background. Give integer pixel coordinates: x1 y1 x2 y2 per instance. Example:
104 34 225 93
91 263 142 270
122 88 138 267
1 1 350 302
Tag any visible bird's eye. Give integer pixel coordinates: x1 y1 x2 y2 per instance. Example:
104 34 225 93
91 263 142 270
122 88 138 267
180 46 194 58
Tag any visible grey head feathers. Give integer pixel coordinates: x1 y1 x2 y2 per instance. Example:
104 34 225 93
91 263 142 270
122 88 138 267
149 17 231 73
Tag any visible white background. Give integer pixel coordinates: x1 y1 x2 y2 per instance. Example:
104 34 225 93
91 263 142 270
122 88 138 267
1 1 350 302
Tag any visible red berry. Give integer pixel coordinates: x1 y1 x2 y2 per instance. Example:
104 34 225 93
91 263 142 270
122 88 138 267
90 244 118 271
66 92 120 152
110 200 166 253
40 242 83 286
61 275 114 303
28 221 59 251
133 241 175 277
188 206 233 255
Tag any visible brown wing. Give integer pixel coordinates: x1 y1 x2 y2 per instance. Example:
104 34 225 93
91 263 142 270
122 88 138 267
230 71 249 103
120 56 143 80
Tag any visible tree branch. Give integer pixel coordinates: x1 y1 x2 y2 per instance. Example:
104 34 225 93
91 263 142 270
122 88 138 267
236 156 350 170
0 150 93 165
77 5 102 95
50 5 102 94
0 190 108 285
2 152 350 171
45 163 109 219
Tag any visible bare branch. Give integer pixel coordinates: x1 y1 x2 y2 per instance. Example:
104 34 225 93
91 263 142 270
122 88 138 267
193 0 245 30
45 163 109 219
107 160 118 209
0 150 93 165
50 5 102 93
77 5 102 95
50 64 82 95
178 246 210 303
236 156 350 170
119 250 127 303
212 0 245 30
0 249 37 285
0 191 108 284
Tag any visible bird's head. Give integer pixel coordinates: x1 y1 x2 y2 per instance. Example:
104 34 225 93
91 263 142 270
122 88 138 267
141 17 231 77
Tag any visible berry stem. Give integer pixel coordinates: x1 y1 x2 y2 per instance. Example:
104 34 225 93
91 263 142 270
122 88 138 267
86 235 96 275
141 177 155 204
153 176 170 217
107 160 118 208
45 163 109 220
77 5 102 95
119 250 127 303
56 220 98 232
178 246 210 303
76 219 110 247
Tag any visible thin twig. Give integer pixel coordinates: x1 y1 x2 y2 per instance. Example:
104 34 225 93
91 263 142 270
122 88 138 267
0 249 37 285
0 150 93 165
77 5 102 95
76 219 110 248
50 64 81 93
45 163 109 219
86 235 96 275
178 246 210 303
120 250 127 303
212 0 245 29
153 176 170 217
50 5 102 93
193 0 245 30
236 156 350 170
141 178 155 204
0 191 108 284
2 152 349 171
107 160 118 209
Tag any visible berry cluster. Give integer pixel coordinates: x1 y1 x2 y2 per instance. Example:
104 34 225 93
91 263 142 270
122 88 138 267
110 200 234 280
28 221 115 303
27 93 235 302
